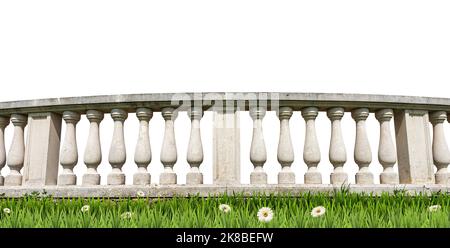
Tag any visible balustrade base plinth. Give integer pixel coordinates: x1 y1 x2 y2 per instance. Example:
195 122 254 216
186 172 203 185
58 174 77 186
82 173 101 185
1 184 450 198
160 172 177 185
107 173 125 185
250 171 267 185
331 172 348 186
304 172 322 184
356 172 374 185
278 171 295 184
380 172 399 185
435 173 449 185
133 173 151 185
4 174 22 186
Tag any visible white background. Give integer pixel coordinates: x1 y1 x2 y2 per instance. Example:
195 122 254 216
1 0 449 185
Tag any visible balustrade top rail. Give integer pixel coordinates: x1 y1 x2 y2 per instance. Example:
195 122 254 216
1 92 450 115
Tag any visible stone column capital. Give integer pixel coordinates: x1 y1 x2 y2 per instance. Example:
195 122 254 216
188 108 203 120
62 111 81 124
277 107 293 120
375 109 394 122
86 110 104 123
161 107 178 121
111 109 128 122
430 111 447 124
301 107 319 120
327 107 344 120
136 108 153 121
249 107 266 120
352 108 370 121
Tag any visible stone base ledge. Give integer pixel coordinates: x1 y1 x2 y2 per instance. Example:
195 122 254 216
0 184 449 198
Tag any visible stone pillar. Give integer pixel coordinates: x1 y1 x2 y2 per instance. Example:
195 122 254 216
327 107 348 185
82 110 103 185
107 109 128 185
5 114 27 186
430 111 450 184
213 109 240 185
0 117 9 186
394 109 434 184
249 107 267 184
186 107 204 185
376 109 399 184
58 111 80 185
160 107 178 185
277 107 295 184
133 108 152 185
352 108 373 184
302 107 322 184
22 113 61 186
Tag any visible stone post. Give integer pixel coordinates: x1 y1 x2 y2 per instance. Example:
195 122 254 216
429 111 450 184
249 107 267 184
394 109 434 184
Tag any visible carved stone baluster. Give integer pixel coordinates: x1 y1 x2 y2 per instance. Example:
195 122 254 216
107 109 128 185
133 108 152 185
58 111 80 185
302 107 322 184
277 107 295 184
186 108 204 185
82 110 103 185
0 117 10 186
5 114 27 186
352 108 373 184
160 107 178 185
250 107 267 184
327 107 348 185
430 111 450 184
376 109 398 184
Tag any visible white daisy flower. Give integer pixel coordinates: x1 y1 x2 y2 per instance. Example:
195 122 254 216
121 211 133 219
428 205 441 212
311 206 326 217
219 204 231 213
81 205 90 213
136 190 145 197
3 208 11 214
257 207 273 223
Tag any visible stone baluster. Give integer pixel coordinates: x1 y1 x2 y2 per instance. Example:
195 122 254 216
186 107 204 184
352 108 373 184
327 107 348 185
0 117 10 186
107 109 128 185
58 111 81 185
5 114 27 186
83 110 103 185
250 107 267 184
133 108 152 185
160 107 178 185
430 111 450 184
277 107 295 184
302 107 322 184
375 109 398 184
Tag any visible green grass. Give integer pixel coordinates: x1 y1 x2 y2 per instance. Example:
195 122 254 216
1 190 450 228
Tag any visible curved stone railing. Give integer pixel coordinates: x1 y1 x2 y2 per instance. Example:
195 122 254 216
0 92 449 197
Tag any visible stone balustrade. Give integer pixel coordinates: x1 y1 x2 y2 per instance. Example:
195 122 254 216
0 92 449 197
